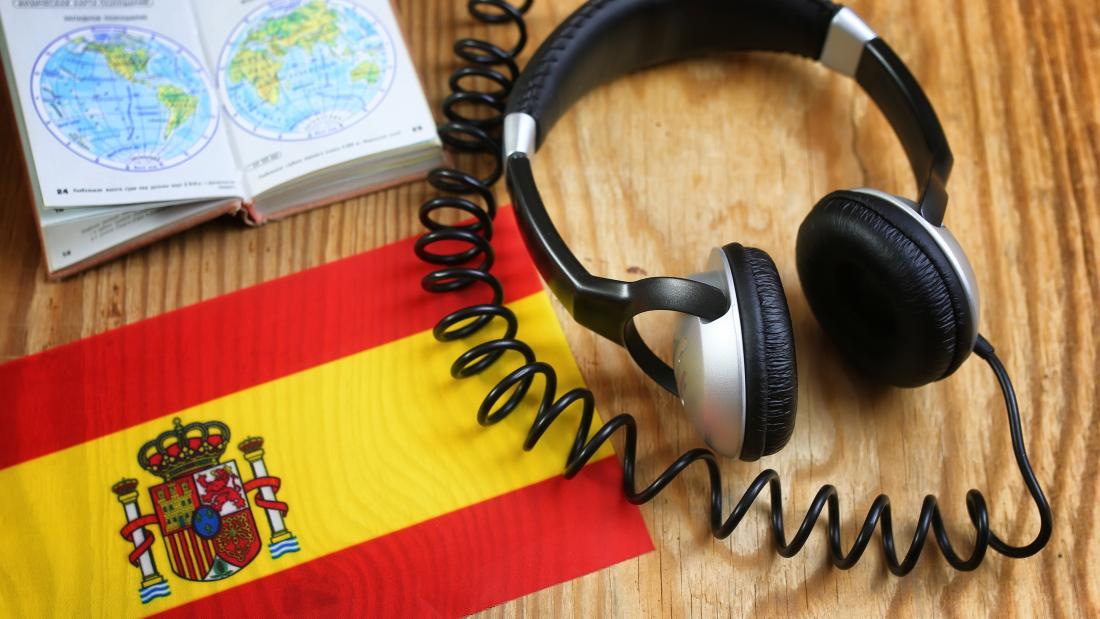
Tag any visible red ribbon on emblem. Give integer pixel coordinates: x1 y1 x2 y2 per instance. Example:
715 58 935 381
245 476 288 514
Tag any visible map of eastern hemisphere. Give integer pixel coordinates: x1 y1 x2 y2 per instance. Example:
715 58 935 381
219 0 397 140
32 26 218 172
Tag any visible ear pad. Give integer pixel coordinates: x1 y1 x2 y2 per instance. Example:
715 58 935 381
724 244 798 460
795 190 974 387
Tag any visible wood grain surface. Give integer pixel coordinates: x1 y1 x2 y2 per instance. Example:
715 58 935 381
1 1 1097 616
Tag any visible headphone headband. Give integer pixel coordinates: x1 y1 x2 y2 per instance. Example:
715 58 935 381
503 0 955 392
510 0 837 135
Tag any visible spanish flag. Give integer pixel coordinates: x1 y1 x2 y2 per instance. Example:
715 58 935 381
0 208 651 616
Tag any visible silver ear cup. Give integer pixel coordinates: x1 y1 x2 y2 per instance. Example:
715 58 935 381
672 248 748 458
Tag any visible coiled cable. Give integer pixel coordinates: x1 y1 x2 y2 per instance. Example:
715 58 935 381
414 0 1052 576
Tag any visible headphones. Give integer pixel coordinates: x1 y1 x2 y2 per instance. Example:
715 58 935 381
501 0 981 460
420 0 1049 573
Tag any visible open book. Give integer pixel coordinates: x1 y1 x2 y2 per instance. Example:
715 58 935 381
0 0 442 278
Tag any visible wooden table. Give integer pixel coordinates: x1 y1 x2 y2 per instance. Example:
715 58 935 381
1 1 1095 616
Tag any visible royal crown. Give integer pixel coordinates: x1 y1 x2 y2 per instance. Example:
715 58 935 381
238 436 264 455
138 418 230 481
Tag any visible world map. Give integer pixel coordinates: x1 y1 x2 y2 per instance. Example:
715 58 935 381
218 0 396 141
31 26 218 172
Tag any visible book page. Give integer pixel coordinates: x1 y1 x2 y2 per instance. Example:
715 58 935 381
41 198 238 275
0 0 243 208
192 0 439 197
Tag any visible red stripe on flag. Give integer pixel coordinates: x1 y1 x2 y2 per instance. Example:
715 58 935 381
188 532 207 578
202 538 214 568
167 534 184 581
181 534 195 579
0 208 542 470
156 457 652 618
180 533 198 581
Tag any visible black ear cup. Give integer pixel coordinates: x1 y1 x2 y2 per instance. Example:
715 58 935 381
795 190 975 387
723 243 798 460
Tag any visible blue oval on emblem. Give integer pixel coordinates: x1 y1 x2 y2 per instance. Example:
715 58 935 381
192 506 221 539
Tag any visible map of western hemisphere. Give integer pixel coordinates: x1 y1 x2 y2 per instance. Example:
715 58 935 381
31 26 219 172
218 0 397 141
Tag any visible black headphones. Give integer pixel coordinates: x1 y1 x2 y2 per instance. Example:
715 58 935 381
502 0 980 461
418 0 1050 574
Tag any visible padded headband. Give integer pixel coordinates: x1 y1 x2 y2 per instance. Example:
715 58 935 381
503 0 955 393
512 0 836 143
507 0 952 215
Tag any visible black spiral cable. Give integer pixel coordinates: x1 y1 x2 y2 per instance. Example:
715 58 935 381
415 0 1052 576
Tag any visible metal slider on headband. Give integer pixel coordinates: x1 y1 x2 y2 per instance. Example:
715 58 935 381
819 7 878 77
504 111 537 160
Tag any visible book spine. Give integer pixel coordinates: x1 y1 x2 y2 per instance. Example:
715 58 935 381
238 200 266 227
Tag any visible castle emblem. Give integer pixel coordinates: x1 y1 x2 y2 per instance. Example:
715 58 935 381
112 418 300 604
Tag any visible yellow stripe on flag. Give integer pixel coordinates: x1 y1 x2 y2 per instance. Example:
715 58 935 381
0 292 612 617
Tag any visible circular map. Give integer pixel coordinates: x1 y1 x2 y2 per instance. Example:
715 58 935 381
31 26 218 172
219 0 397 141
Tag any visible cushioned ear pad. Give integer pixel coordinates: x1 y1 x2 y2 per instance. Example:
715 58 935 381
795 190 974 387
724 244 798 461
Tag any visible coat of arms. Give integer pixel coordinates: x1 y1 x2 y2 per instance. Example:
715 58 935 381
111 418 300 604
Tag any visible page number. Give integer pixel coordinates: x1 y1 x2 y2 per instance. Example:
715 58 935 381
411 125 423 132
